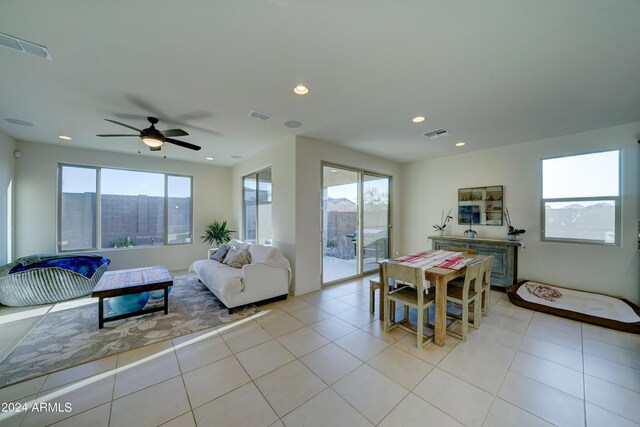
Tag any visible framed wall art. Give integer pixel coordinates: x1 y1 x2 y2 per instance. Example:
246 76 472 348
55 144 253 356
458 185 503 226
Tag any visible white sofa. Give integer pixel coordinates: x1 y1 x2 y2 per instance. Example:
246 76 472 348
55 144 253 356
190 239 291 313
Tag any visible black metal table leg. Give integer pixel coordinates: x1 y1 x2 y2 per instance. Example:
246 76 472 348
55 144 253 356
98 297 104 329
164 287 169 315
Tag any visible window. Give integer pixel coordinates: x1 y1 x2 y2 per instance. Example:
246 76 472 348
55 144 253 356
541 150 620 245
58 165 192 251
167 175 192 244
60 166 97 250
243 168 272 244
101 168 165 248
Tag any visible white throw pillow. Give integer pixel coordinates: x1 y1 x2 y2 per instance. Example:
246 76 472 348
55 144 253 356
228 239 251 251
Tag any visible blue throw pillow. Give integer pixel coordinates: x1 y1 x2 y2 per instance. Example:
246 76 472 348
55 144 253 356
211 244 231 262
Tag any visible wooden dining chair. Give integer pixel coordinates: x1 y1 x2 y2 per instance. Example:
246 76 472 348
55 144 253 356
480 256 493 316
445 261 484 341
447 246 478 254
369 279 381 313
382 262 435 348
370 278 398 316
447 247 478 288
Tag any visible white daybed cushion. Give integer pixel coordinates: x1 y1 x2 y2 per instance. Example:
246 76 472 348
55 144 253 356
191 259 243 301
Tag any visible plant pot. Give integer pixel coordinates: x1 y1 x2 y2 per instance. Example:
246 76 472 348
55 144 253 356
436 229 444 236
507 234 517 241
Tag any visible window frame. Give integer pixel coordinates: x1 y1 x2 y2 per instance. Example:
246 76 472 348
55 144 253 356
242 167 272 244
57 163 193 252
540 149 621 246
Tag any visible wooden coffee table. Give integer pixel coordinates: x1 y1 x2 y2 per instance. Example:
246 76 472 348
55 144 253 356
92 266 173 329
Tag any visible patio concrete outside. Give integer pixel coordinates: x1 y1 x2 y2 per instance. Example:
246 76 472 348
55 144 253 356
322 255 379 284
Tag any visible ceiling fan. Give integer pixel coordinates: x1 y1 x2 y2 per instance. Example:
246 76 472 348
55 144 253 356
97 117 201 151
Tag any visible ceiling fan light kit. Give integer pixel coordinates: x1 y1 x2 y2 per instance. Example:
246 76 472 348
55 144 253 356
142 137 163 147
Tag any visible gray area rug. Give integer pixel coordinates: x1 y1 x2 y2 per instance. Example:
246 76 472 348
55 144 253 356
0 272 256 388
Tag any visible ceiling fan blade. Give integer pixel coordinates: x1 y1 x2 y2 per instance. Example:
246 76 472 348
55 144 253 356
126 94 167 119
184 123 221 136
104 119 141 132
113 113 149 121
97 134 139 137
174 111 212 121
165 138 201 151
160 129 189 137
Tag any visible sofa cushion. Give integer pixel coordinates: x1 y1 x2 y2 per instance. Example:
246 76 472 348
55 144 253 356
210 244 230 262
223 248 252 269
248 245 291 270
248 244 278 264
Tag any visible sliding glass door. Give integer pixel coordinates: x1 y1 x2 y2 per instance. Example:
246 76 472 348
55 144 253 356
321 165 391 284
322 167 360 283
363 174 391 274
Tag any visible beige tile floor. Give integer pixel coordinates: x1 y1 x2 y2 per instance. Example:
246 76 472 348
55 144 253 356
1 276 640 426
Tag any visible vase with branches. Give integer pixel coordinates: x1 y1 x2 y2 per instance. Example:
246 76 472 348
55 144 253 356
201 220 235 246
505 208 525 240
433 209 453 236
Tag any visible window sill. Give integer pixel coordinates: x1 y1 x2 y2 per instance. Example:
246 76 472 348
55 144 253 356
58 242 193 254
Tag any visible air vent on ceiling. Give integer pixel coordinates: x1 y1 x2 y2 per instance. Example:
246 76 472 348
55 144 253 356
0 32 52 60
424 128 449 139
248 110 273 121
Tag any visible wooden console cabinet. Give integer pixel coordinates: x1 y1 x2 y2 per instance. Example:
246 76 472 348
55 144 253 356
429 236 523 288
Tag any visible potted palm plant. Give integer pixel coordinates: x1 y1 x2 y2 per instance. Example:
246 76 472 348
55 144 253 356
201 220 235 246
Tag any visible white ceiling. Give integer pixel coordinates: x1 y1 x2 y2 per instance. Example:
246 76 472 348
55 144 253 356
1 0 639 166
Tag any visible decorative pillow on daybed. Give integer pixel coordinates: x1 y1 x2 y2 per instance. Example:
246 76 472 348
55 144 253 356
210 244 231 262
0 254 110 306
223 248 252 268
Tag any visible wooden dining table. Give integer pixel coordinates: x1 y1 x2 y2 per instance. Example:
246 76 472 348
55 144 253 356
378 252 487 347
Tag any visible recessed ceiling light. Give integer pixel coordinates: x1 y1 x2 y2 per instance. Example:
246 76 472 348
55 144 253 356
5 118 34 126
284 120 302 128
293 84 309 95
205 156 214 160
330 169 338 173
411 116 425 123
231 155 243 159
58 135 72 141
456 141 466 147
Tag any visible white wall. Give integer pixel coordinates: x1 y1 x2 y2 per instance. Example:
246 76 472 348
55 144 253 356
231 138 297 285
400 122 640 303
294 136 402 295
0 131 16 265
14 141 232 271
